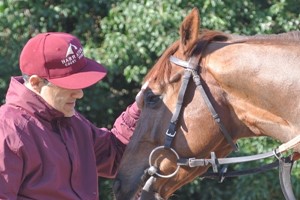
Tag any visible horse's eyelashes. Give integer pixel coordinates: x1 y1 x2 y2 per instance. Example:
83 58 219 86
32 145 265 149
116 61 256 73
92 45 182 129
145 91 162 108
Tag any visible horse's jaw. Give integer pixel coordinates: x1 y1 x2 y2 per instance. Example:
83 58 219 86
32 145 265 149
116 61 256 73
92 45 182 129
139 190 165 200
113 179 139 200
113 172 168 200
113 183 164 200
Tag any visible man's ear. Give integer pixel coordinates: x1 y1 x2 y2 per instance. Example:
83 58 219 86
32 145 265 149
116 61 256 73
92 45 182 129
27 75 44 93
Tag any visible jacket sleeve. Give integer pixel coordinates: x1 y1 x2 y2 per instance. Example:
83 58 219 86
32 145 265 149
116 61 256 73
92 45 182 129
91 102 140 178
111 102 141 145
0 124 23 200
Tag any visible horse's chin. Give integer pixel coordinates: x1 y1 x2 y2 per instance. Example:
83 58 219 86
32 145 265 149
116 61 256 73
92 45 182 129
114 173 165 200
139 189 164 200
114 186 163 200
130 185 164 200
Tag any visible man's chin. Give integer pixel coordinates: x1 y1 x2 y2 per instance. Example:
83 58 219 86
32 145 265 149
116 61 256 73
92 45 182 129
63 110 75 117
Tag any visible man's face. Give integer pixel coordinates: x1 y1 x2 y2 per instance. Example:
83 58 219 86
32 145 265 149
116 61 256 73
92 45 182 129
40 83 84 117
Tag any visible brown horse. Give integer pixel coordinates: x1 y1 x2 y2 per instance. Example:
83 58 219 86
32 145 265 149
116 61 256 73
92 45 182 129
113 8 300 200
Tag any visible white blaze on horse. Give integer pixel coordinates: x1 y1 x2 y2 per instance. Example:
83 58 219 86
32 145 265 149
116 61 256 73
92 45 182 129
113 8 300 200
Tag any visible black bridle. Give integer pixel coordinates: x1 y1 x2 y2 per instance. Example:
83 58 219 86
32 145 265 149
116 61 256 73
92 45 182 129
140 54 298 200
164 55 239 151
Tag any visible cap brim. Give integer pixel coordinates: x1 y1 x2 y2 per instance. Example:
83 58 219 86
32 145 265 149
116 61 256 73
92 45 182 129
48 58 107 89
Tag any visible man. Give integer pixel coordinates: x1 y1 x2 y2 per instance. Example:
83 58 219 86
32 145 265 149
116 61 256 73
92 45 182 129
0 32 146 199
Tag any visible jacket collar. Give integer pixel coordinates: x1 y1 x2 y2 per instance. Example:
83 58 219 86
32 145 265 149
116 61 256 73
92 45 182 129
6 76 65 121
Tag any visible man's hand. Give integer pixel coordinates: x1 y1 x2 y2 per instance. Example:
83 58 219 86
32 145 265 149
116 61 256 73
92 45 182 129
135 81 149 109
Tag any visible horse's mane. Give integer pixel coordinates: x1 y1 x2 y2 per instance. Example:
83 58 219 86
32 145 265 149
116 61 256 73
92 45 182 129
230 31 300 44
144 30 300 86
144 30 229 85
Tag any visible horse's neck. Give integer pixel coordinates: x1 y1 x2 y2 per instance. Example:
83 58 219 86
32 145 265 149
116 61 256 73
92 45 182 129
204 40 300 148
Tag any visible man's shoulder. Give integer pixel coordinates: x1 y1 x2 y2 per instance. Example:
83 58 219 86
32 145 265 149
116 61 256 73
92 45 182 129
0 105 26 150
0 103 30 123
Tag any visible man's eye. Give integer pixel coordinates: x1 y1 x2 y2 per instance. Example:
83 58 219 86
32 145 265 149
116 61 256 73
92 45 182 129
145 91 162 108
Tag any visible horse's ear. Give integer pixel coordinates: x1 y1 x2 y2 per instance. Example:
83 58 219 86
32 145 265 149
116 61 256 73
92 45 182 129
179 8 200 54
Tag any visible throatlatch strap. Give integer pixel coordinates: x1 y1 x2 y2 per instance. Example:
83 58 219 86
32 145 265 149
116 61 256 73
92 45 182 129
191 70 239 151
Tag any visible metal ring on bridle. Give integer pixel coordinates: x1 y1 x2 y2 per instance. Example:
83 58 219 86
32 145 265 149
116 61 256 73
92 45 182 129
148 146 181 178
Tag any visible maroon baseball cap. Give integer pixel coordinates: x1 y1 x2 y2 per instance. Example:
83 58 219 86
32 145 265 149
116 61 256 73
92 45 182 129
19 32 107 89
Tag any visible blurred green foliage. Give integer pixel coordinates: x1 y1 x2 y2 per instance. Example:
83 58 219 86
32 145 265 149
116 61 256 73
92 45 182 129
0 0 299 199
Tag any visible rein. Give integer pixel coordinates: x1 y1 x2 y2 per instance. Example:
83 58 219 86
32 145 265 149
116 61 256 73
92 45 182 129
141 54 300 200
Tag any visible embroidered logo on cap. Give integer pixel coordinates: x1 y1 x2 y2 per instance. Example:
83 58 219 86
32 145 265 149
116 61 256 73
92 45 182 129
61 43 84 67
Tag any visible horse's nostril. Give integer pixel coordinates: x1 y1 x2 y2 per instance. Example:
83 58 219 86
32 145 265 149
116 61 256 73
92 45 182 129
113 179 121 193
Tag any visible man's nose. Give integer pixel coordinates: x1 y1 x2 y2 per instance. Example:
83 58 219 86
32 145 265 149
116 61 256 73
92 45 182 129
72 89 84 99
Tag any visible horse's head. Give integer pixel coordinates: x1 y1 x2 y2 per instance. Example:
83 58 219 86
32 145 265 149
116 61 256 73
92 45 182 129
113 8 249 199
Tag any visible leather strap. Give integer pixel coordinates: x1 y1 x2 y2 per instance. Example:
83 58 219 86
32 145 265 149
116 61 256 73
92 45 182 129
169 55 238 151
200 160 279 183
279 157 296 200
177 150 276 168
164 68 192 148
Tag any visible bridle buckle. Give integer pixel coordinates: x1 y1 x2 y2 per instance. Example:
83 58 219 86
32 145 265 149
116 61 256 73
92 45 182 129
166 129 177 137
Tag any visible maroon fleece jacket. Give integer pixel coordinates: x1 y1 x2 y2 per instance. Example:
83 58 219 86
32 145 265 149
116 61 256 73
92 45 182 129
0 76 140 200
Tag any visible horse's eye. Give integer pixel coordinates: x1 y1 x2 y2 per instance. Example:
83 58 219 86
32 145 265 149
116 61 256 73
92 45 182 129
145 91 162 108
